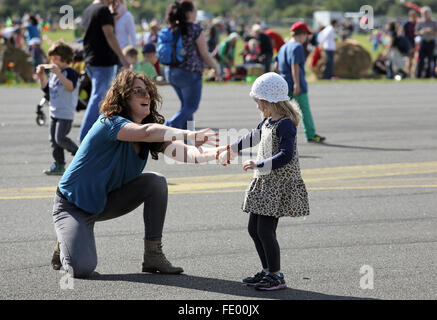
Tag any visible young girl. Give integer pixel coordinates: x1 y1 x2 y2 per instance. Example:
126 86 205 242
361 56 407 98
219 72 310 291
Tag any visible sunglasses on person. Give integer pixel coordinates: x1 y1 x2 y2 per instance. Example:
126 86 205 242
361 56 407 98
132 88 150 98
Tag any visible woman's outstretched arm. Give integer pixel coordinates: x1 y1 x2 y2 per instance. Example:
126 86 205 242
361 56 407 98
162 141 228 164
117 123 218 146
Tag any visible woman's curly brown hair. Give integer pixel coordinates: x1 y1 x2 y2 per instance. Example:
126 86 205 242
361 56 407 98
100 69 165 160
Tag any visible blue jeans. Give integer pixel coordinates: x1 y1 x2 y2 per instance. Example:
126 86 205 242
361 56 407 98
78 65 117 142
323 50 335 79
165 67 202 130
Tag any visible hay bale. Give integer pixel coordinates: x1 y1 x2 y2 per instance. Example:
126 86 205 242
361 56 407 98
312 40 372 79
246 64 264 77
0 45 34 83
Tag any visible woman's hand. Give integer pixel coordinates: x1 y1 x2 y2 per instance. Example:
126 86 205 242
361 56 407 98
190 128 219 148
200 146 227 163
243 160 257 171
162 142 225 164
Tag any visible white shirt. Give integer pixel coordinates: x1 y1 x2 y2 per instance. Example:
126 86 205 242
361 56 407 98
317 25 336 51
2 26 17 39
115 11 137 50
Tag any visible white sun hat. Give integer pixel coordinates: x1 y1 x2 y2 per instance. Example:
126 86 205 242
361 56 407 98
249 72 290 103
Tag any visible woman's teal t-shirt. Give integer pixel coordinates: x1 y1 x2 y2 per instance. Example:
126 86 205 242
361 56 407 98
58 115 148 214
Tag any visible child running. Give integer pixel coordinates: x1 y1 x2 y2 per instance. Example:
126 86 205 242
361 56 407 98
218 72 310 291
36 41 79 175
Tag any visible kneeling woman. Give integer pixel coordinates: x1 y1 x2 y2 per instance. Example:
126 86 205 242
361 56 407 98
51 69 221 278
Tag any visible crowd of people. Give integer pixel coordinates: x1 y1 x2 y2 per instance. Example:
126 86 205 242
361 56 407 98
0 13 49 71
4 4 436 87
371 7 437 79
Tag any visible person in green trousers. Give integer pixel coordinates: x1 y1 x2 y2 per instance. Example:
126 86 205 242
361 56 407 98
276 22 326 143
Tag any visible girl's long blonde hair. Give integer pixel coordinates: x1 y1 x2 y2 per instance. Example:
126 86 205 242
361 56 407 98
259 99 302 126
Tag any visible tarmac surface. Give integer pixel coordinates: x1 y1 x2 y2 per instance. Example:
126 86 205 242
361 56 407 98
0 82 436 300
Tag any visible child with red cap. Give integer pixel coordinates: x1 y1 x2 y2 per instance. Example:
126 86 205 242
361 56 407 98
276 22 326 143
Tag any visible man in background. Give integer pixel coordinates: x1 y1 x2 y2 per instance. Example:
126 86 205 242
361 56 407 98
317 19 338 80
79 0 129 142
402 10 418 77
415 6 437 78
252 24 273 73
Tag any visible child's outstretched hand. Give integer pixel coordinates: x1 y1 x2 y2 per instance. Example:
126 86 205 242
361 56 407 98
243 160 257 171
218 145 237 166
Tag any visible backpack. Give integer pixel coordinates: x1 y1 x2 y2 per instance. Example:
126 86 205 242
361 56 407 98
157 27 186 66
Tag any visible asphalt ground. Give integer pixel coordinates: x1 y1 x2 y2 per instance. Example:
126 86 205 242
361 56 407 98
0 82 436 301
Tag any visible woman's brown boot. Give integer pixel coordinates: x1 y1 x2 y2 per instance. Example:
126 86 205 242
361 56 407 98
51 241 62 270
142 240 183 274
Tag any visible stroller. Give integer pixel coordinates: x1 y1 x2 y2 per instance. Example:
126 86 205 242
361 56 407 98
36 45 91 126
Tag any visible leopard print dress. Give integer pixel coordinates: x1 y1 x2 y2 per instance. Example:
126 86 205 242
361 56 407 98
242 118 310 218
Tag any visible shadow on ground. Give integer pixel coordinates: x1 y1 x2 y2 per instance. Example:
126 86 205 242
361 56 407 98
89 273 374 300
316 142 412 152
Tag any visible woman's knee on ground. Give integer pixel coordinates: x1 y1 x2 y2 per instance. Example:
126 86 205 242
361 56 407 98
59 241 97 278
64 253 97 278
